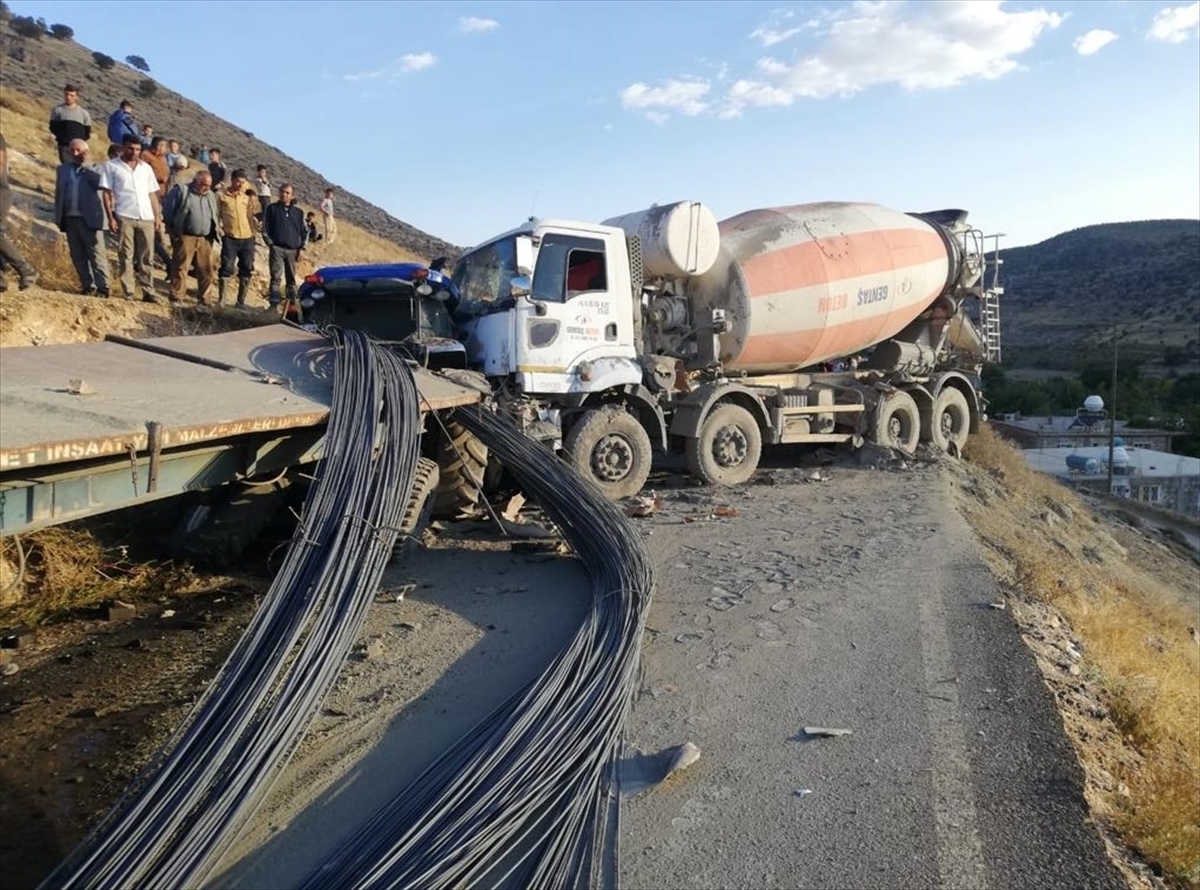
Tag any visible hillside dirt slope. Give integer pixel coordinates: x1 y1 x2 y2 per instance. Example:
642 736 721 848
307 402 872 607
0 283 1194 888
0 27 456 260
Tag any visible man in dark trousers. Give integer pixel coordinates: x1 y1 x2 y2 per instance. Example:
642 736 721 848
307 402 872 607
262 182 306 309
0 132 39 291
216 168 260 307
54 138 110 297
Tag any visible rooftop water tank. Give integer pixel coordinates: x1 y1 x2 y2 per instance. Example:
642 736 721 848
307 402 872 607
1083 395 1104 413
1066 454 1101 474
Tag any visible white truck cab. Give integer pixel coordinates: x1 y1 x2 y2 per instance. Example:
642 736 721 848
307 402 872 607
455 220 642 397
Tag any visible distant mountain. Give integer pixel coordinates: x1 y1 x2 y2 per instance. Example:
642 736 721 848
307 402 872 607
0 21 457 260
997 220 1200 369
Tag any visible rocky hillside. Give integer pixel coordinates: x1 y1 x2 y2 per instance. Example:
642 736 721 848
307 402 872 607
998 220 1200 369
0 20 457 260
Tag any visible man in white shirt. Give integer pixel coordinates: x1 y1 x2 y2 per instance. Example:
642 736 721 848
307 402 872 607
319 187 337 244
99 134 163 301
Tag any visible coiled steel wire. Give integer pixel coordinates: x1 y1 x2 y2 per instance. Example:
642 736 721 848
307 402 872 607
40 329 423 890
302 402 655 889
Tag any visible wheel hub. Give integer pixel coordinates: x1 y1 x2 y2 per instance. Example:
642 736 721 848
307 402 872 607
940 411 954 438
888 415 904 443
592 433 634 482
712 425 748 468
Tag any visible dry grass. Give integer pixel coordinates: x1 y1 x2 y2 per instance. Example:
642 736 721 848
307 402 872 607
0 526 195 627
962 424 1200 887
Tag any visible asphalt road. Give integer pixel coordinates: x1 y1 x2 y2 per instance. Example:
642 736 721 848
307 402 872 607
620 462 1128 890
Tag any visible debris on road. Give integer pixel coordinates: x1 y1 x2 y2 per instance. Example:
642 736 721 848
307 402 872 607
625 495 663 518
802 726 853 738
67 378 96 395
620 741 702 799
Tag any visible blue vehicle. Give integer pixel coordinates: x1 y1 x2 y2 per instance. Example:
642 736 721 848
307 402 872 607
290 260 467 370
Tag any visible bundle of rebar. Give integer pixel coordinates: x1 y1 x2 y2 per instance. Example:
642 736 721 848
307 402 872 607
301 403 655 889
41 329 423 890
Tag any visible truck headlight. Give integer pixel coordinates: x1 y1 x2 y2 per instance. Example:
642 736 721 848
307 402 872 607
311 288 326 300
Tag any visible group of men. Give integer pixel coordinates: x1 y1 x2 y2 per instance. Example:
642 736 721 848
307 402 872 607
32 83 342 308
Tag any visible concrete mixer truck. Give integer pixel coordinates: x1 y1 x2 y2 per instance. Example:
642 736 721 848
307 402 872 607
451 200 1003 499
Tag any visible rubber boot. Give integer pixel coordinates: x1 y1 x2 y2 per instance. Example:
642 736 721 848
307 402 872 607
217 278 227 305
236 277 250 308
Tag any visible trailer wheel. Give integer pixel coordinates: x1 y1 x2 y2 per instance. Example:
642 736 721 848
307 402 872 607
394 457 440 561
870 390 920 455
431 420 489 518
686 403 762 487
930 387 970 454
564 407 652 500
170 478 293 568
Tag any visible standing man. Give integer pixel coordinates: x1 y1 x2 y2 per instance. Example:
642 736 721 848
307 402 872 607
140 124 155 150
207 148 227 192
217 168 260 307
48 84 92 164
99 135 162 302
319 187 337 244
163 170 221 305
262 183 306 309
0 132 39 291
106 100 139 151
54 139 110 297
254 165 271 219
143 136 174 274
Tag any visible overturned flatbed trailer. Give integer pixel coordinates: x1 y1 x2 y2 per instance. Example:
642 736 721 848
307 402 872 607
0 324 481 536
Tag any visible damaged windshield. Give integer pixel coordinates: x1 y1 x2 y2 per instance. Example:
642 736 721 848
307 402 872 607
453 237 518 315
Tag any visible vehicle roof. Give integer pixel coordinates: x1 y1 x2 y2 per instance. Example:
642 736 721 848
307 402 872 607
313 263 427 281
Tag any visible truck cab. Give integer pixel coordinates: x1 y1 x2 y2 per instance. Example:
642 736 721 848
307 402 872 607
454 221 642 395
294 263 467 369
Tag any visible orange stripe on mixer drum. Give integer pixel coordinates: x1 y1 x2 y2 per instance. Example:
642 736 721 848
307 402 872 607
739 227 947 297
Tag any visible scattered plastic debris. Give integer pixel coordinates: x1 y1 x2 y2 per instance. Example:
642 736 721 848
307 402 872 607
67 378 96 395
794 788 813 797
619 741 702 799
803 726 853 738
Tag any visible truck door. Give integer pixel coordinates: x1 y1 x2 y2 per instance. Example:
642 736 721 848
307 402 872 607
517 233 624 393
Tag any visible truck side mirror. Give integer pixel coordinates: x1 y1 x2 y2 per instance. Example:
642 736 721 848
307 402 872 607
515 237 534 277
510 275 532 298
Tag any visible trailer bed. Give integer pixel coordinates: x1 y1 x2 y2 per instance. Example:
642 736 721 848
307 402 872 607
0 324 481 534
0 325 476 472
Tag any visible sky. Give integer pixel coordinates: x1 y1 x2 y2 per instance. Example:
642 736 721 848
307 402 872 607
13 0 1200 250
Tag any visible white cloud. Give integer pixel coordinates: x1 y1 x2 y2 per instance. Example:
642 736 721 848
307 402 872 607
750 8 819 47
1146 2 1200 43
459 16 500 33
619 79 711 119
344 52 438 81
1073 29 1118 55
400 52 437 72
622 1 1064 121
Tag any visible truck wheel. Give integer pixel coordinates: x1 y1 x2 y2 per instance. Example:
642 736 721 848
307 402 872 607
432 421 489 518
394 457 440 560
170 478 293 568
870 390 920 455
564 407 653 500
686 403 762 487
930 387 970 454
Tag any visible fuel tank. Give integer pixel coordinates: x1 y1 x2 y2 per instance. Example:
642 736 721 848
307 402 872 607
686 202 963 373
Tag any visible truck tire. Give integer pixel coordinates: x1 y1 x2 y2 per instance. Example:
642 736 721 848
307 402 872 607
394 457 440 560
685 403 762 487
930 387 970 454
870 390 920 455
431 421 489 518
170 478 293 568
564 407 653 501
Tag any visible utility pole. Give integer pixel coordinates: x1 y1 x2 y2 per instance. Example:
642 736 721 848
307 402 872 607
1107 331 1118 495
